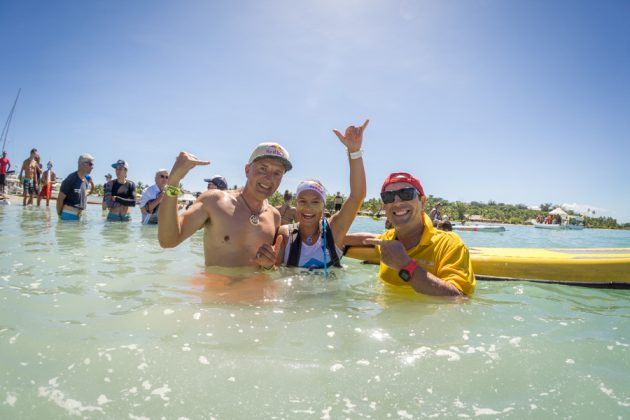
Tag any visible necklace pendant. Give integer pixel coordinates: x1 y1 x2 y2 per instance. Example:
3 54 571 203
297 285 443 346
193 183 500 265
250 214 259 225
306 236 313 245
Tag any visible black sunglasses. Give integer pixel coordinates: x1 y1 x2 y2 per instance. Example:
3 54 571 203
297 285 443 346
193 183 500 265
159 175 169 179
380 187 419 204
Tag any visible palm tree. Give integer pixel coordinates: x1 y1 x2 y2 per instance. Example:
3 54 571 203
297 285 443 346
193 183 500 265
136 181 145 194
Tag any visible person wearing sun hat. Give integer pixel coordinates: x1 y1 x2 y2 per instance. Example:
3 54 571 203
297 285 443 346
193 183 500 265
103 159 136 222
262 120 368 270
158 142 292 268
347 172 475 296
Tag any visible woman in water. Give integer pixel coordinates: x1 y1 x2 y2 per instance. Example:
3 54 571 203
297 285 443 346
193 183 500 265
103 159 137 222
261 120 367 269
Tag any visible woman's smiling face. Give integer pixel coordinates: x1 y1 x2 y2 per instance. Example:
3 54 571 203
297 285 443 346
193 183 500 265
296 190 325 226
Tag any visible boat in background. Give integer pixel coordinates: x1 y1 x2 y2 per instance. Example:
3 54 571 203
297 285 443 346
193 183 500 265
532 221 585 230
534 207 585 230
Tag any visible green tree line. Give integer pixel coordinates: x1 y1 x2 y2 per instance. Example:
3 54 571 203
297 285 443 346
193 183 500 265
94 184 628 230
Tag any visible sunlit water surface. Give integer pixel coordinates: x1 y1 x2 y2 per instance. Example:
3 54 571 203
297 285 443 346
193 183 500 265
1 206 629 418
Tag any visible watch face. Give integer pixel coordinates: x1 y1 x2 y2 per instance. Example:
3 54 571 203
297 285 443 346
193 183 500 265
399 269 411 282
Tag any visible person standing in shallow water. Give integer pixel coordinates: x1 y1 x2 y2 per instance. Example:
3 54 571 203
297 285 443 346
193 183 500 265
276 190 297 225
346 173 475 296
19 148 41 206
140 169 169 225
269 120 368 269
56 154 94 221
158 143 292 268
103 159 136 222
333 192 344 213
0 151 11 196
37 161 57 207
204 175 228 191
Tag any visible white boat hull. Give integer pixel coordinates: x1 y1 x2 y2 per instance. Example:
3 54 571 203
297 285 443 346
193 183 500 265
533 222 585 230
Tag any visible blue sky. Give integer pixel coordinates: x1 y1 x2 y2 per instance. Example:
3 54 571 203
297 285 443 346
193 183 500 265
1 0 629 222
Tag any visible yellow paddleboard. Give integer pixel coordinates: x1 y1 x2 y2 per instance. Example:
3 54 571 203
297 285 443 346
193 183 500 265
345 246 630 287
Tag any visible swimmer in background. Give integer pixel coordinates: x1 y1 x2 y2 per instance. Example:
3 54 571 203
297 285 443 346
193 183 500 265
276 190 297 225
204 175 228 191
429 202 443 226
333 192 344 213
103 159 136 222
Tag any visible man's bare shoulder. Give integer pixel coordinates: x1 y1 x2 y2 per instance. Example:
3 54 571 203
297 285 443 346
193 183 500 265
197 189 236 208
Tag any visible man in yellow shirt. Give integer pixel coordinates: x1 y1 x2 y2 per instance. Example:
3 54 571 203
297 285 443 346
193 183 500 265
353 172 475 296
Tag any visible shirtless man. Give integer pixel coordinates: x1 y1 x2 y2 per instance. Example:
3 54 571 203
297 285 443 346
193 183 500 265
275 190 297 225
18 148 41 206
158 143 292 268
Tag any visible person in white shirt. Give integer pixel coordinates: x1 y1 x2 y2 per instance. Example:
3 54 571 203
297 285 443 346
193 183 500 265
140 169 169 225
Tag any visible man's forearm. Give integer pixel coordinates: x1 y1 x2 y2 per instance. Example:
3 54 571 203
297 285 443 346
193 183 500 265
56 192 65 215
157 194 181 247
409 267 463 297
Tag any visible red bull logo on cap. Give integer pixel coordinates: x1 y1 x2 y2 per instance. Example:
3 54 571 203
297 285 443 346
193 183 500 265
265 144 285 158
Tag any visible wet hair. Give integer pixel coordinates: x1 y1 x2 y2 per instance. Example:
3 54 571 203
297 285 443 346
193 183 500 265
283 190 292 201
30 148 38 155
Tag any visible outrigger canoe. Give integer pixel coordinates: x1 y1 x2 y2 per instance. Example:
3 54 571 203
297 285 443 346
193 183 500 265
345 246 630 288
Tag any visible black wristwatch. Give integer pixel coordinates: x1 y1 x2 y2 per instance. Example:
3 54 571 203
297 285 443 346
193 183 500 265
398 261 418 282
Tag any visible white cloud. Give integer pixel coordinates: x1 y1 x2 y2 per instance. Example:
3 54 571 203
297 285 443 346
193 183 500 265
561 203 608 216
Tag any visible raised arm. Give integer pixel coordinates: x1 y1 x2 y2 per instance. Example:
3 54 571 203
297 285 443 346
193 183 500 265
158 152 210 248
329 119 368 246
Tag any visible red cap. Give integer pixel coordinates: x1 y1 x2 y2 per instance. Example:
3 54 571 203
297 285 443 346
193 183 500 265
381 172 424 196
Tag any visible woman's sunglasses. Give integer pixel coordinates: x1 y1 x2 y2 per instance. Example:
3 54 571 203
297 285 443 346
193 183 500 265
380 187 419 204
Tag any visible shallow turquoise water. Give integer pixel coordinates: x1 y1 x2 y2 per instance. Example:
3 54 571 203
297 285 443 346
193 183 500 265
1 206 629 418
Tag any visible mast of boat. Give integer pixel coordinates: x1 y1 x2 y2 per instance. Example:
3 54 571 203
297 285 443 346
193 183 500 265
1 88 21 153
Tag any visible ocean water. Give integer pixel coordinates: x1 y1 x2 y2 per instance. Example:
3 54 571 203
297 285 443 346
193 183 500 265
1 205 629 419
